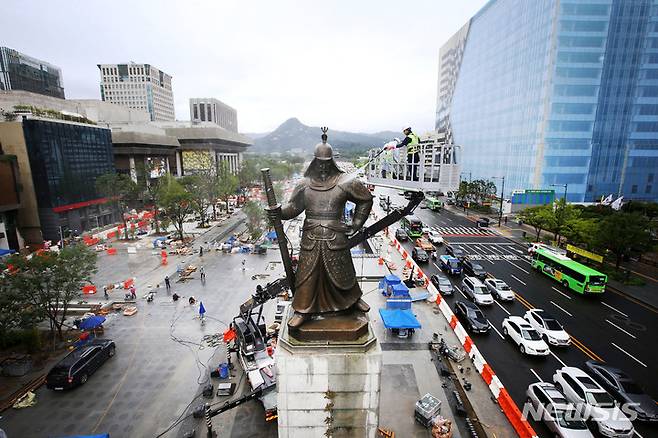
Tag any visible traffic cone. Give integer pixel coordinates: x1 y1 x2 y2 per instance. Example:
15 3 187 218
378 256 384 265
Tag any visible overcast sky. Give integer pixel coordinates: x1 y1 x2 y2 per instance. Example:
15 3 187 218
2 0 487 133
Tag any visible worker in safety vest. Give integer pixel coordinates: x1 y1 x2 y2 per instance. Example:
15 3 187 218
387 127 420 181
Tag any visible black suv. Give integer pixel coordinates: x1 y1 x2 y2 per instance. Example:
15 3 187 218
445 244 466 260
412 247 429 263
46 339 116 390
462 259 487 280
395 228 408 242
476 217 490 227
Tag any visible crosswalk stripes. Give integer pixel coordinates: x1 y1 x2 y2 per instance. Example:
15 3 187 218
430 225 498 237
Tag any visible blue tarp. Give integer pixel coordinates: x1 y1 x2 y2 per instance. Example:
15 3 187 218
265 231 277 240
0 248 16 257
378 274 401 291
379 309 421 329
79 315 106 330
390 283 410 297
410 290 430 302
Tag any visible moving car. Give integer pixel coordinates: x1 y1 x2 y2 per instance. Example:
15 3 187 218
427 230 444 245
46 339 116 390
415 237 435 253
476 217 490 227
454 301 490 333
439 255 462 276
526 382 593 438
584 360 658 423
502 316 549 356
523 309 571 347
552 366 635 437
462 259 487 280
461 277 494 305
412 247 429 263
430 274 453 296
445 244 467 260
395 228 409 242
484 278 515 301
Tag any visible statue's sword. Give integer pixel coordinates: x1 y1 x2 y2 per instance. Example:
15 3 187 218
261 168 296 293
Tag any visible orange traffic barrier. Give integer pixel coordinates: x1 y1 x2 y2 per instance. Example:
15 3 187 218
463 336 473 353
378 257 384 265
82 285 97 294
107 248 117 255
481 364 495 385
123 278 134 289
161 257 168 265
497 388 537 438
449 314 458 329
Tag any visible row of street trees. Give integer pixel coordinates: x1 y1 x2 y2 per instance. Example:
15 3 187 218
454 180 497 208
518 201 656 269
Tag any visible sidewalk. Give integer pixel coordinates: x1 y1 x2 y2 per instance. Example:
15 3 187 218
444 204 658 310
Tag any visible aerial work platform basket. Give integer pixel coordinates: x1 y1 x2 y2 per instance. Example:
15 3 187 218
366 131 460 193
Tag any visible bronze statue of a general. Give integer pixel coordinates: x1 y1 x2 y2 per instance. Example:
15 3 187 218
268 134 374 334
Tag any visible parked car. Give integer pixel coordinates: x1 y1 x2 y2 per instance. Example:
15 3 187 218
412 247 429 263
526 382 593 438
46 339 116 390
484 278 515 301
427 230 444 245
430 274 453 296
395 228 408 242
462 259 487 280
553 366 635 437
461 276 493 305
502 316 549 356
584 360 658 423
523 309 571 347
454 301 490 334
476 217 490 227
445 244 467 260
439 255 462 276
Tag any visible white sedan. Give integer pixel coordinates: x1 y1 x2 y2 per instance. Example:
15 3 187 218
502 316 550 356
484 278 515 301
427 230 444 245
524 309 571 347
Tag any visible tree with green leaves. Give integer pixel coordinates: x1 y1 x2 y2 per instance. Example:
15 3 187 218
597 212 652 269
518 205 557 242
134 160 165 234
215 161 239 213
181 172 214 228
1 244 97 348
95 172 139 239
242 200 266 240
157 175 194 241
454 181 470 205
562 217 599 250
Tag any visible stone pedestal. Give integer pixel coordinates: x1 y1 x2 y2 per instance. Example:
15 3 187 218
276 316 382 438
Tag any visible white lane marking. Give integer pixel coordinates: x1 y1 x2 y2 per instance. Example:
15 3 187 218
530 368 544 382
611 342 647 368
635 430 645 438
494 300 511 316
510 274 526 285
433 262 442 271
550 351 567 368
488 321 505 339
601 302 628 317
606 319 637 339
551 287 572 300
455 286 468 299
507 260 530 274
550 301 572 317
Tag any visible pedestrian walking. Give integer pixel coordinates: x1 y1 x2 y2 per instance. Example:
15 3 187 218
165 275 171 291
241 259 246 271
103 285 109 300
200 266 206 282
504 216 508 225
130 286 136 300
199 246 204 257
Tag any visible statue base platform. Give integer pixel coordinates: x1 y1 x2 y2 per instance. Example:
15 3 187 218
287 310 369 343
276 309 382 437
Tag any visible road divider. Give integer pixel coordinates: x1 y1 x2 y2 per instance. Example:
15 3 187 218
384 228 538 438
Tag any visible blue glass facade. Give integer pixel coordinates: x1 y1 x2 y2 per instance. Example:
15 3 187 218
438 0 658 202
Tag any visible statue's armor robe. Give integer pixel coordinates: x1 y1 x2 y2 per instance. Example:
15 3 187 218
280 172 373 314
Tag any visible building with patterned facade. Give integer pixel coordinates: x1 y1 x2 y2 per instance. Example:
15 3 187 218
0 47 65 98
190 98 238 132
437 0 658 202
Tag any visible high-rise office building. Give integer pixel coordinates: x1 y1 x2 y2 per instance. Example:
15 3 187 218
98 63 175 121
0 47 65 98
189 98 238 132
437 0 658 202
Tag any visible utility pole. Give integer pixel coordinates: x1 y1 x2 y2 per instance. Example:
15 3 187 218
498 176 505 227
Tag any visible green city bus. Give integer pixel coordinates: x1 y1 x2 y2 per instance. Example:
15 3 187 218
424 197 442 211
531 248 607 294
401 216 424 238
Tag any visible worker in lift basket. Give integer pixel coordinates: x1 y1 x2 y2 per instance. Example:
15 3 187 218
386 126 420 181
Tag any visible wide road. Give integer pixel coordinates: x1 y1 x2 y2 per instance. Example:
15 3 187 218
374 188 657 438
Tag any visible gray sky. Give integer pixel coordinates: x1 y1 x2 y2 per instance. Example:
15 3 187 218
2 0 487 133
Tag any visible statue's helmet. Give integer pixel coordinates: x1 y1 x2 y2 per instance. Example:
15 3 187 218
313 142 334 161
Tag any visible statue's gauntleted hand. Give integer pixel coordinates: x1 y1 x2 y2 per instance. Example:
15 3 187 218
266 206 282 224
